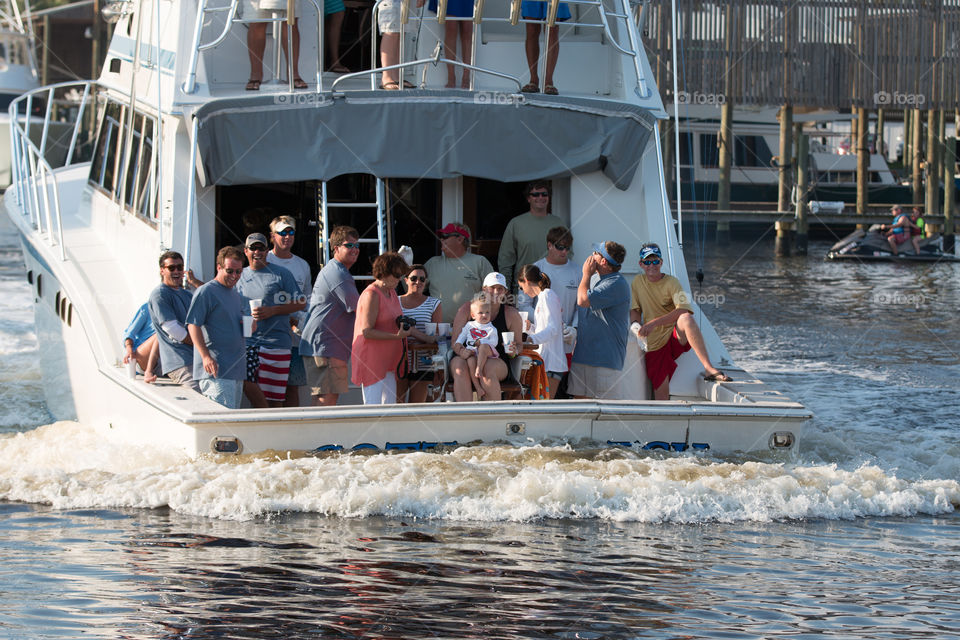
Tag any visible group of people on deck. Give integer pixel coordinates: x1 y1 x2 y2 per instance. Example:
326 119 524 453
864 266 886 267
243 0 572 94
124 181 731 410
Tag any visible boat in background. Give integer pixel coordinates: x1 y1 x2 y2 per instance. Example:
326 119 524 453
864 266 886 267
827 225 959 262
2 0 809 458
0 0 39 187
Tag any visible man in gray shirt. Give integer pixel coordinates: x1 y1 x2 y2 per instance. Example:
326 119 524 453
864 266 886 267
299 226 361 406
186 246 248 409
498 181 564 295
145 250 198 392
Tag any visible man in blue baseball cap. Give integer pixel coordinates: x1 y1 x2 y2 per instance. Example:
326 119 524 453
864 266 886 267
630 242 731 400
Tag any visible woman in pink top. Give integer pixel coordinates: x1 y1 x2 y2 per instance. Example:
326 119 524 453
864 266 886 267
351 252 412 404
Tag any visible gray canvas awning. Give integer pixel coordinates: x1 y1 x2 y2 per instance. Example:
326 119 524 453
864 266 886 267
194 91 656 190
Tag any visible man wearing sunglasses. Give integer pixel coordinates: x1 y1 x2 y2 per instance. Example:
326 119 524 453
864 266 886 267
186 246 250 409
266 216 312 407
299 226 361 407
144 251 198 392
498 181 564 298
630 243 731 401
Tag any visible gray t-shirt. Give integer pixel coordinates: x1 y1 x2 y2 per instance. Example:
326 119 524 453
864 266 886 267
236 263 302 350
299 260 359 361
186 280 246 381
148 284 194 375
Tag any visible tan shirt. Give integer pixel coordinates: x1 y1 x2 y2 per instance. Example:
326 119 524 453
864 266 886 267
630 273 693 351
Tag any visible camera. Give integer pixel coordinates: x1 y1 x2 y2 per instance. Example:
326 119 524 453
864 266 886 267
396 315 417 331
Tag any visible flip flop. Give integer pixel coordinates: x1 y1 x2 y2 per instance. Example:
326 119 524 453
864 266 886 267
521 83 539 93
402 80 416 88
327 63 351 73
293 78 308 90
245 79 261 91
703 371 732 382
544 84 559 95
380 81 400 90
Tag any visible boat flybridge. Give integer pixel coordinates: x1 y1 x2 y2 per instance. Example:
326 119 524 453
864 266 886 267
3 0 809 458
0 0 39 186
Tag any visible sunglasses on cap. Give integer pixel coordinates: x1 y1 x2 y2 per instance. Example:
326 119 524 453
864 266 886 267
340 242 361 249
275 229 295 237
641 259 662 266
529 191 549 198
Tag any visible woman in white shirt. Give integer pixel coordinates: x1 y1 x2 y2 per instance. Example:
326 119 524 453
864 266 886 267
516 264 567 398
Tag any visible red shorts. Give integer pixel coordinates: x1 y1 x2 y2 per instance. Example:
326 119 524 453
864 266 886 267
645 328 691 390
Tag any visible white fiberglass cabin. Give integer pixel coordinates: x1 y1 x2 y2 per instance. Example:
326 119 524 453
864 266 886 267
0 0 39 186
3 0 808 457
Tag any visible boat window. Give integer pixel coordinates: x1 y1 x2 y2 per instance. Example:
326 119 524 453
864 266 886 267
89 100 157 220
678 132 694 166
699 134 773 168
89 102 124 193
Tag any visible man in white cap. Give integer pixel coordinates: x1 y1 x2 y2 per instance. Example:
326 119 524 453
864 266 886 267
266 216 311 407
449 272 524 401
630 242 730 401
424 223 493 324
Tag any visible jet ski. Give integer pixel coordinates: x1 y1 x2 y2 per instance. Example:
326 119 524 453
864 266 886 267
827 225 959 262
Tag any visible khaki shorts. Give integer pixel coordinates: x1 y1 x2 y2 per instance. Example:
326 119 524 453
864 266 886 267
567 362 623 399
241 0 300 21
305 356 349 396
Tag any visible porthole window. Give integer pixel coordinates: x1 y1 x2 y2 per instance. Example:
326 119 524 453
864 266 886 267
35 273 42 298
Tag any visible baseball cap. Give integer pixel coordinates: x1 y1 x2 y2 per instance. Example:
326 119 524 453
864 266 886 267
639 244 662 261
437 223 470 241
245 232 268 248
274 220 295 233
482 272 507 288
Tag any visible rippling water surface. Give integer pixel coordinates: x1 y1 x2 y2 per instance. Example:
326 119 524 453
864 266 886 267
1 214 959 638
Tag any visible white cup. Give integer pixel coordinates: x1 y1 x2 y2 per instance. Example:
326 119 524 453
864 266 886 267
424 322 437 336
519 311 529 328
243 316 254 337
438 323 451 336
249 299 262 313
502 331 514 346
126 359 137 379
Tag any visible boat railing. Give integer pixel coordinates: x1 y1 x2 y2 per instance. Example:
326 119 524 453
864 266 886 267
8 81 97 262
183 0 650 96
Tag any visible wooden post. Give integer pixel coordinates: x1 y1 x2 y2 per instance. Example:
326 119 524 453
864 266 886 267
925 108 939 217
856 107 869 227
876 108 885 161
795 132 809 255
904 110 912 171
41 16 49 86
945 136 956 253
717 2 734 215
92 0 102 79
775 105 793 257
912 108 923 205
661 120 674 205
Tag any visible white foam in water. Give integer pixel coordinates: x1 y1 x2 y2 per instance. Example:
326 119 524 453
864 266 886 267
0 427 957 522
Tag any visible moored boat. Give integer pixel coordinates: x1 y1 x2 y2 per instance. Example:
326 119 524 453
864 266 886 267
2 0 809 457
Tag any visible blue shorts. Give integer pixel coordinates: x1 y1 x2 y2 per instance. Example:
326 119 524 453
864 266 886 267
200 378 244 409
325 0 344 14
521 1 571 21
288 344 307 386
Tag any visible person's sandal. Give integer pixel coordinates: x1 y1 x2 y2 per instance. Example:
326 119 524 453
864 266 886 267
245 79 261 91
544 84 559 95
703 371 732 382
521 83 539 93
293 78 308 90
380 81 400 90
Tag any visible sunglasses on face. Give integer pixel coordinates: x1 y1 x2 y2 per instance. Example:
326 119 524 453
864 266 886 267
552 243 569 251
529 191 549 198
163 264 184 271
275 229 295 237
248 245 267 252
340 242 361 249
440 233 460 240
642 259 662 266
408 276 427 283
223 268 242 275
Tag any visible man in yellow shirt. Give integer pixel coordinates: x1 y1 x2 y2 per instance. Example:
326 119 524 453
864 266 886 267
630 243 730 400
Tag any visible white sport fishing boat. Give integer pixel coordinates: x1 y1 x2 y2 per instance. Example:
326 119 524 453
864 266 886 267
0 0 39 187
2 0 809 457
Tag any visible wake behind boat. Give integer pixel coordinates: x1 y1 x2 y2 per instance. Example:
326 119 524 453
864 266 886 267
2 0 808 457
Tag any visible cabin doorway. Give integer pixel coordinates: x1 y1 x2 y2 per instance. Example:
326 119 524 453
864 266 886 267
464 178 555 269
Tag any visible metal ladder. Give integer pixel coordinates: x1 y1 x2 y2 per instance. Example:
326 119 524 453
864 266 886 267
319 177 387 282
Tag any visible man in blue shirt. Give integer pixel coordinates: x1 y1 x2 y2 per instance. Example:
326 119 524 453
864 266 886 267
144 251 198 392
236 233 305 408
186 246 248 409
299 226 361 406
569 240 630 399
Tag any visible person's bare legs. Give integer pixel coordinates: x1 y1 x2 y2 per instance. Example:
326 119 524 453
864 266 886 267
466 354 485 398
380 32 400 86
247 23 267 83
653 378 670 401
451 355 474 401
911 235 921 254
314 393 339 406
475 344 493 379
543 24 560 89
460 21 473 88
244 380 268 408
283 384 300 407
887 235 899 255
675 313 723 379
524 23 541 88
443 21 459 87
326 10 346 71
280 21 303 83
134 334 157 372
477 356 507 400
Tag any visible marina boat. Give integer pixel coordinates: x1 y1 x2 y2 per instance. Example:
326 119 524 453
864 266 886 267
0 0 39 187
674 105 911 209
2 0 809 457
826 225 960 262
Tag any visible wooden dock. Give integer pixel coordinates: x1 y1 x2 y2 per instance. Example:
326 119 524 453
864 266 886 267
678 210 946 227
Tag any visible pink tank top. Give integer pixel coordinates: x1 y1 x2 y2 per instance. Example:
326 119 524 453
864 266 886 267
351 283 404 385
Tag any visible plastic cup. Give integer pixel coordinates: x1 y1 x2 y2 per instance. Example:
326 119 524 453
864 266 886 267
243 316 254 337
249 299 262 313
519 311 529 328
126 359 137 379
502 331 514 346
424 322 437 336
